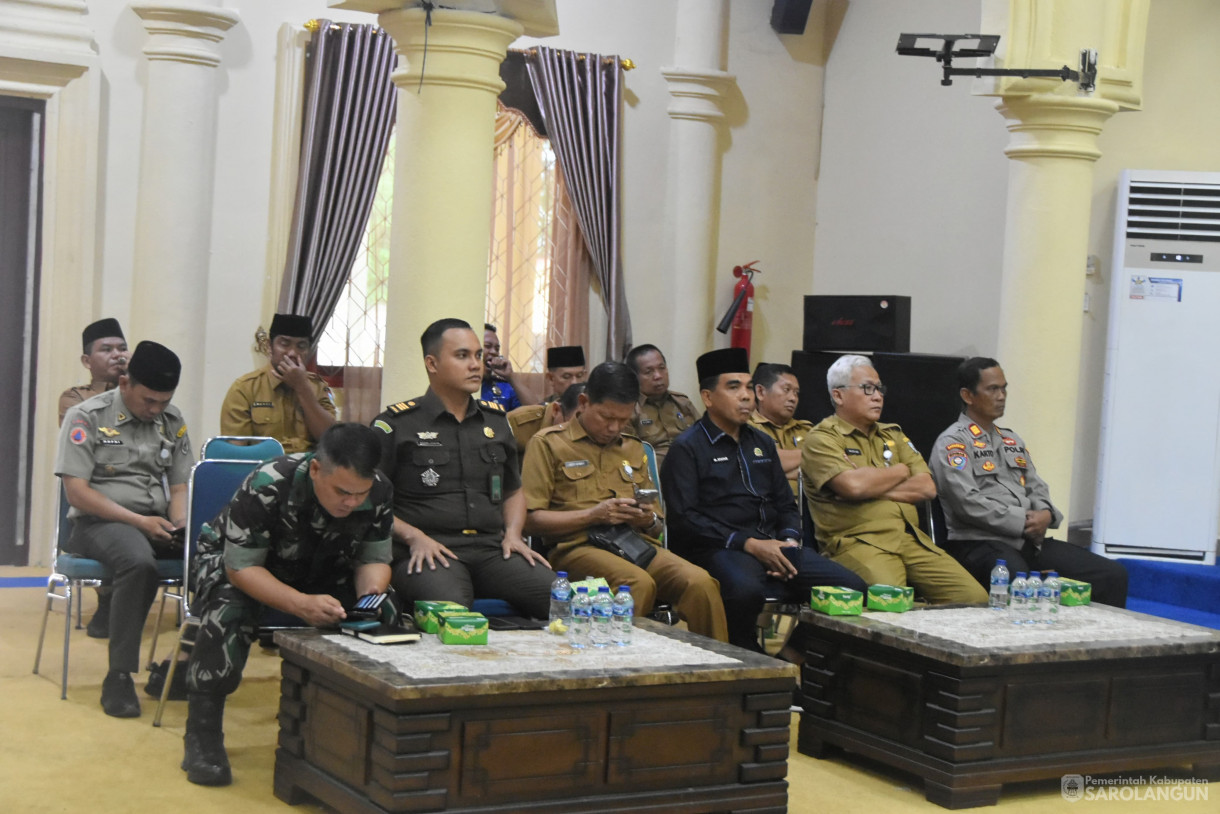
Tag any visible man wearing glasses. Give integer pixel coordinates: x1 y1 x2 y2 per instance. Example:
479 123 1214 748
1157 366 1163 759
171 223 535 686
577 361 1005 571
801 354 985 604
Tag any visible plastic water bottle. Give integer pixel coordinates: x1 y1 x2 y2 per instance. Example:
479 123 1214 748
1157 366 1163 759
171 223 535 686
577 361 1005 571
1009 572 1029 625
568 587 591 648
548 571 572 636
611 586 634 646
988 559 1010 611
590 586 613 647
1043 571 1061 624
1025 571 1043 624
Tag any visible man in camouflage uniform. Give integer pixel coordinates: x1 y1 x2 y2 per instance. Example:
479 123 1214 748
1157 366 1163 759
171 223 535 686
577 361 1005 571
58 317 129 638
626 344 697 466
56 341 192 718
182 423 393 786
219 313 337 453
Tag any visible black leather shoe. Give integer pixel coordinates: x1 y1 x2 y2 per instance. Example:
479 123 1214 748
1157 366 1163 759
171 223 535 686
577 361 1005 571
100 671 141 718
86 596 111 639
145 659 189 700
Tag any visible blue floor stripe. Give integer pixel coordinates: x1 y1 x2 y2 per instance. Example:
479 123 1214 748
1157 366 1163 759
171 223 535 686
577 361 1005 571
0 577 46 588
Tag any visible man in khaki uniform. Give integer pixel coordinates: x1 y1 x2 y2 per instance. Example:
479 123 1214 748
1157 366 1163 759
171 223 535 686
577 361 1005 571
626 344 697 466
748 362 814 496
56 341 194 718
801 354 985 604
522 362 728 642
59 318 128 425
506 345 588 455
219 313 336 453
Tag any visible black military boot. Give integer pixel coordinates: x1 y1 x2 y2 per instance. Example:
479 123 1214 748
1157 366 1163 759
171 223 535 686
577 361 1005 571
182 693 232 786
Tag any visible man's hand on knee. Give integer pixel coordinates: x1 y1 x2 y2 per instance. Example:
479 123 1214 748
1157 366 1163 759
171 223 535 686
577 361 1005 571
406 533 458 573
744 538 800 580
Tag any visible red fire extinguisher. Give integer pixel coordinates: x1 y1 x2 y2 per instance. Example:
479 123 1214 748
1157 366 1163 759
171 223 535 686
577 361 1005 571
726 261 761 353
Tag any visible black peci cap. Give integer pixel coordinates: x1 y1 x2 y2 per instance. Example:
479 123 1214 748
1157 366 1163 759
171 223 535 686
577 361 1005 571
126 341 181 392
696 347 750 383
269 313 313 340
546 345 585 369
82 318 124 352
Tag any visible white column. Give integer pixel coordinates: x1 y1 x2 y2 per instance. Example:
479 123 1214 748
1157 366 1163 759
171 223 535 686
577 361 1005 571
661 0 734 388
129 0 238 425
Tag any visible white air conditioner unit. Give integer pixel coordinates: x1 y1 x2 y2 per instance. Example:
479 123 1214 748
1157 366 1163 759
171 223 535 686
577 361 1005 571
1093 169 1220 565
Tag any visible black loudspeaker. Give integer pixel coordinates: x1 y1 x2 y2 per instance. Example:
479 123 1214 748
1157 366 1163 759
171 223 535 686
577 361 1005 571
770 0 814 34
803 295 911 353
789 350 965 459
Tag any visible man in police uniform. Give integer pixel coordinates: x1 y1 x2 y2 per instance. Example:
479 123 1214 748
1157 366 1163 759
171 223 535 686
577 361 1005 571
55 341 193 718
480 323 521 410
181 423 394 786
802 354 986 604
373 318 554 617
662 349 864 651
59 318 129 637
523 362 728 642
930 357 1128 606
748 362 814 496
506 345 588 455
219 313 336 453
59 318 128 425
626 344 697 466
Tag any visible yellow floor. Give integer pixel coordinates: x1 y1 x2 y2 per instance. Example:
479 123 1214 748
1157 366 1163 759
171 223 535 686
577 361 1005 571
0 565 1211 813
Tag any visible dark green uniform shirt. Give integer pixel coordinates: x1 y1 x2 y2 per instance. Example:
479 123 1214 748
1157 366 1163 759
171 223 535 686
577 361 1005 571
372 390 518 537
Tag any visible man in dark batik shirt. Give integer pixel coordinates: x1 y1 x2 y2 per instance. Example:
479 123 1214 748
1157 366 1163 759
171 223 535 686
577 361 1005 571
182 424 393 787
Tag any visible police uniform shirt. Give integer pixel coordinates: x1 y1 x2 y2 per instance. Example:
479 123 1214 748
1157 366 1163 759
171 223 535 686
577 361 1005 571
219 365 337 454
661 414 800 555
481 378 521 411
55 388 193 519
801 414 931 553
520 418 658 554
58 381 116 425
192 453 393 602
930 413 1063 549
373 390 517 537
631 391 697 461
748 410 814 494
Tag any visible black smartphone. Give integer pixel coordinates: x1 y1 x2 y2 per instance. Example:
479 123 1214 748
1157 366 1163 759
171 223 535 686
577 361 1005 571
347 592 387 621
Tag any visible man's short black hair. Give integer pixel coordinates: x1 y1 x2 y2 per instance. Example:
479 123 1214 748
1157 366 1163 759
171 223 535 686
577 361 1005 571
625 344 662 373
753 363 796 392
698 375 719 393
585 361 639 405
957 357 1000 408
420 318 472 358
484 323 497 333
558 382 587 418
316 423 382 480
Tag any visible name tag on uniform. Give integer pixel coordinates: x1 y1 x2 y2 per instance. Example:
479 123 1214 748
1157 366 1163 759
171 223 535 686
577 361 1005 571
100 438 123 446
639 419 653 425
845 448 862 456
252 402 273 408
564 460 589 468
712 456 729 463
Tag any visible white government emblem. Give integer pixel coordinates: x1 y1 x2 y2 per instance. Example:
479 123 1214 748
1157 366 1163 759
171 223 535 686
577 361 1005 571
421 467 440 487
417 431 438 440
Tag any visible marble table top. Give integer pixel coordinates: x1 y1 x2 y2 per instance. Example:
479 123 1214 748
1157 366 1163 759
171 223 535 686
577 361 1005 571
800 604 1220 667
275 620 797 700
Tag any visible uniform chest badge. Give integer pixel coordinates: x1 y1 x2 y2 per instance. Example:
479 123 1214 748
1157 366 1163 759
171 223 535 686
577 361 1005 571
676 412 684 420
982 460 996 472
98 427 120 437
492 385 502 397
1019 474 1026 487
484 427 495 439
421 468 440 487
621 460 634 478
116 412 127 422
972 439 987 448
417 431 438 440
754 447 763 457
795 435 804 445
1002 436 1017 446
1014 456 1028 468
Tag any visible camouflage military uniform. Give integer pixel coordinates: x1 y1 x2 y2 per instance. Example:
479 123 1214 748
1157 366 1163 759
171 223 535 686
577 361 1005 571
186 453 393 695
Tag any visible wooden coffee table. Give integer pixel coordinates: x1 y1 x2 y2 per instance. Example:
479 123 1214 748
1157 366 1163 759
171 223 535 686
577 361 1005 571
273 621 798 813
795 604 1220 808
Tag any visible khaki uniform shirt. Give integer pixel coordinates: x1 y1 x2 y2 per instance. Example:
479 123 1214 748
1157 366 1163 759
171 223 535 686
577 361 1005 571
58 381 116 425
930 414 1063 550
219 365 336 454
507 403 554 461
521 420 660 554
630 391 697 465
372 390 517 540
748 410 814 495
801 414 931 554
55 389 193 520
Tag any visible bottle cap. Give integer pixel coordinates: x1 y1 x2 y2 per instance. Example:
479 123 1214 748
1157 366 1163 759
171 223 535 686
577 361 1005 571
1047 571 1058 577
557 571 567 578
995 559 1006 566
576 586 588 593
598 586 610 593
619 585 631 593
1015 572 1026 578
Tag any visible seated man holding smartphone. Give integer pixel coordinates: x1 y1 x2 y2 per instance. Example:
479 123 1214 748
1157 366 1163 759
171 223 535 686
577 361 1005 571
182 423 395 787
661 349 866 653
522 362 728 642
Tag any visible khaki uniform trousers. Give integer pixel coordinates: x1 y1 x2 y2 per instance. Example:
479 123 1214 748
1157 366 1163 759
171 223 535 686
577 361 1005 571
551 544 729 643
825 533 988 605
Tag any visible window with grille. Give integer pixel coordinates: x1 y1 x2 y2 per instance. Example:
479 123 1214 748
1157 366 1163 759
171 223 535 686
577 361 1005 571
317 131 395 367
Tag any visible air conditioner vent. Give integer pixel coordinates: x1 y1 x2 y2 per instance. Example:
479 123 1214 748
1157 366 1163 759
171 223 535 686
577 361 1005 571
1125 182 1220 242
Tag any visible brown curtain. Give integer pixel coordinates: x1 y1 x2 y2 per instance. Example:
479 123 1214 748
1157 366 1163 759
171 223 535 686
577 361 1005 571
278 21 396 343
525 47 631 361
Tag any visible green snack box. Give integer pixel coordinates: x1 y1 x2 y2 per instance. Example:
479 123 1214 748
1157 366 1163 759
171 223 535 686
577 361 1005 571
809 586 863 616
570 577 609 594
1058 577 1092 606
866 584 914 612
439 613 488 645
414 600 467 633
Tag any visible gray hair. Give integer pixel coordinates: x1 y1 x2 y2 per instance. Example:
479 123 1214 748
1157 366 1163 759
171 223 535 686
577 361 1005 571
826 354 874 396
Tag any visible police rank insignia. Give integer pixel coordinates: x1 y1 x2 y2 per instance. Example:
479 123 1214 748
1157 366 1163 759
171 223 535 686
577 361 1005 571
972 439 987 448
483 427 495 438
98 427 120 437
1019 474 1026 487
1014 456 1028 468
982 460 996 472
117 412 127 422
968 423 983 437
177 424 187 438
421 468 440 487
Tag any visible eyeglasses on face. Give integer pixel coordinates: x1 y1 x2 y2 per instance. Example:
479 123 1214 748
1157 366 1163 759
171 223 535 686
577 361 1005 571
838 383 887 396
